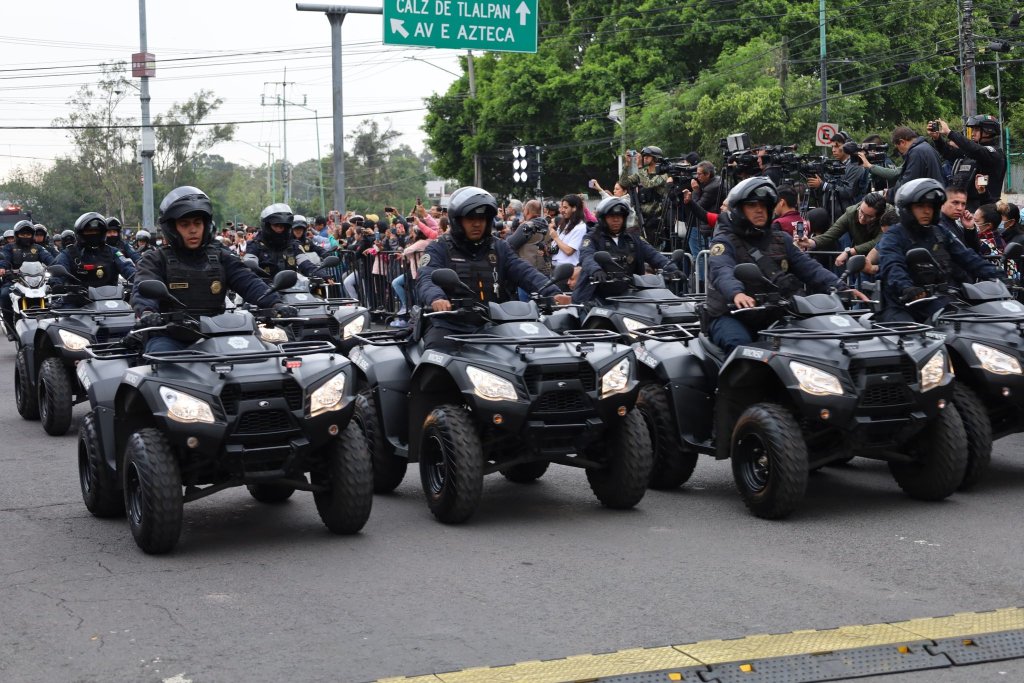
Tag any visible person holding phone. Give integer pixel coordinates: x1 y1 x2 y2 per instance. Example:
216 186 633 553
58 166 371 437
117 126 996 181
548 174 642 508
928 115 1005 210
797 192 890 267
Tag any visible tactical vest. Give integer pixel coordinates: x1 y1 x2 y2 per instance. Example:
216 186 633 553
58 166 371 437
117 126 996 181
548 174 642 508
440 234 501 303
926 225 955 282
255 239 295 275
596 232 639 274
705 229 791 318
8 244 42 269
158 245 226 313
64 245 120 286
949 157 979 195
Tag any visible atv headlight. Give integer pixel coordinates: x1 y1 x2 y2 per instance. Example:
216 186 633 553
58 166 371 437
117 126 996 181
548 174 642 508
621 316 647 337
158 386 215 424
920 350 949 392
467 366 517 401
58 329 91 351
600 357 632 398
258 324 289 343
790 361 843 396
972 343 1022 375
310 373 347 416
343 316 365 339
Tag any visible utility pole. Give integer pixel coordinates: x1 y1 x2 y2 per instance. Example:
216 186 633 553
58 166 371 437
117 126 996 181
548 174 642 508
963 0 977 117
296 4 384 213
467 50 481 187
259 143 277 198
136 0 155 230
264 68 297 203
819 0 827 122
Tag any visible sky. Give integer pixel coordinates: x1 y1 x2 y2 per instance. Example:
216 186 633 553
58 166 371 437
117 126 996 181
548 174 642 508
0 0 466 181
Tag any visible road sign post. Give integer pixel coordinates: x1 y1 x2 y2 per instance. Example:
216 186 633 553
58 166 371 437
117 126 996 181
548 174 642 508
383 0 538 52
816 122 838 147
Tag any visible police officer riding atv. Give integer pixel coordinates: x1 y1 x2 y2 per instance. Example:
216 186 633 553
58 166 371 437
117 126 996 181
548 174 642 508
76 186 372 554
631 178 967 518
349 187 652 524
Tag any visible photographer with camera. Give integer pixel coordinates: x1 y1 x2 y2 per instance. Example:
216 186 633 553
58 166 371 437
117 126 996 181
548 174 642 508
929 116 1005 210
889 126 945 200
797 192 890 268
805 132 869 222
618 145 669 240
506 199 553 300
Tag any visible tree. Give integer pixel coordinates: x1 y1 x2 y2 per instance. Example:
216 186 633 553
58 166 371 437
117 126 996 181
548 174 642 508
53 62 139 225
153 91 236 188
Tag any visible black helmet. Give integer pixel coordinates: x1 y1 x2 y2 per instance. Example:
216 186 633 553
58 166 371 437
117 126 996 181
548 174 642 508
74 212 108 249
158 186 214 250
543 200 559 212
640 145 665 160
447 186 498 245
135 229 151 243
725 176 778 237
595 196 631 233
895 178 945 229
60 229 76 247
13 220 34 248
259 202 294 248
965 114 1001 140
292 214 309 230
33 224 48 238
105 216 122 230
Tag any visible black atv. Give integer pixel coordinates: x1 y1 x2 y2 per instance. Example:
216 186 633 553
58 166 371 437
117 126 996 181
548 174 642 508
581 250 701 337
901 244 1024 490
75 270 372 554
631 256 967 518
15 266 136 435
260 254 371 353
348 266 652 524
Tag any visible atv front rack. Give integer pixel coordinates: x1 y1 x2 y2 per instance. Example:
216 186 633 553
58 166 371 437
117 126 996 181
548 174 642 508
444 328 620 347
141 339 337 365
21 307 134 320
759 320 933 347
632 322 702 342
937 311 1024 326
605 293 705 306
351 329 412 346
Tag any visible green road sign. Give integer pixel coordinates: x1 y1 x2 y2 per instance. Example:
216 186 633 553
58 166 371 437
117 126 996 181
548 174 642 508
383 0 538 53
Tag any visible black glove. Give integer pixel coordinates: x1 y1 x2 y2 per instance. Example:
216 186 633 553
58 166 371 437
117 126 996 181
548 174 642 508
135 311 163 329
661 262 680 275
592 269 608 283
273 303 299 318
900 286 926 304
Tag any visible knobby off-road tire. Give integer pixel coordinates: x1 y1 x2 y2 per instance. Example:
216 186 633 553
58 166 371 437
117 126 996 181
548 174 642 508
38 357 74 436
246 484 295 503
15 347 39 420
354 390 407 493
730 402 809 519
500 460 550 483
312 422 373 534
78 412 124 518
636 383 698 490
419 404 484 524
123 428 183 555
890 403 968 501
951 383 993 491
586 409 653 509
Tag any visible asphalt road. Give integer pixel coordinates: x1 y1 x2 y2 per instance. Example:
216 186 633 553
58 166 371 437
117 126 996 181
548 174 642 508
1 340 1023 683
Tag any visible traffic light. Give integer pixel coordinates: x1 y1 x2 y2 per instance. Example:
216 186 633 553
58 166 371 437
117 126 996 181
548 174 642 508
512 145 540 185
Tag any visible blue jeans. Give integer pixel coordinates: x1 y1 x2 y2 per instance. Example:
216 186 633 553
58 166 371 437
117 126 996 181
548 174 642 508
688 228 709 284
391 274 407 310
709 315 753 354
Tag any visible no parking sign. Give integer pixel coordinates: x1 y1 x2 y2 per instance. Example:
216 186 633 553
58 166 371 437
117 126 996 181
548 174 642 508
816 122 838 147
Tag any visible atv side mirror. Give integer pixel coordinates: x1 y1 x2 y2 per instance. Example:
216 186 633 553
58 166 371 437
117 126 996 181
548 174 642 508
431 268 473 296
319 255 341 269
47 264 71 279
137 279 170 300
905 247 937 268
845 254 866 276
734 263 769 287
670 248 687 266
1004 241 1023 261
548 262 574 286
593 251 613 268
271 269 299 292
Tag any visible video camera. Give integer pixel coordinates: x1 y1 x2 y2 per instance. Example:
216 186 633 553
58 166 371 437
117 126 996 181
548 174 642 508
798 155 846 177
654 158 699 181
719 134 800 178
842 141 889 165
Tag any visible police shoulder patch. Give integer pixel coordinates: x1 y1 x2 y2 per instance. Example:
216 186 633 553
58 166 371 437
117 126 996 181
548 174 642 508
710 243 726 256
418 253 431 267
582 238 590 247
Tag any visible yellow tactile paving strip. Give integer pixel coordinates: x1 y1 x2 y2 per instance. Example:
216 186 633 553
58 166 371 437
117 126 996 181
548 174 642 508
374 607 1024 682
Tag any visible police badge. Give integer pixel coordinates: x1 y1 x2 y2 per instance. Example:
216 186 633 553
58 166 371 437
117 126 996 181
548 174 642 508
96 267 104 279
211 281 223 294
